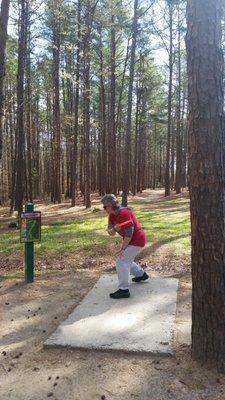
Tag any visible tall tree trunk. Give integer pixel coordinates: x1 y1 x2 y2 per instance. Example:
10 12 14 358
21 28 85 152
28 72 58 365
82 0 98 207
186 0 225 372
34 93 40 197
10 83 16 212
122 0 138 206
15 0 27 213
52 1 61 203
181 104 187 188
71 0 81 206
109 13 117 194
115 36 130 134
175 4 182 194
153 121 157 190
170 115 175 189
98 24 107 196
0 0 10 161
165 2 173 197
159 139 162 186
132 82 141 195
25 1 33 202
83 2 91 208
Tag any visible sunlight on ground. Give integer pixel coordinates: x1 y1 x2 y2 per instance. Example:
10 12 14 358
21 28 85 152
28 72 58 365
0 189 191 274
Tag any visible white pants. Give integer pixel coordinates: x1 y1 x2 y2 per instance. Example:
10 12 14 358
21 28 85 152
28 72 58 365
116 245 144 290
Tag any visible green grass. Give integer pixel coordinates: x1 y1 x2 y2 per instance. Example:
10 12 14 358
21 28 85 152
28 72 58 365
0 214 109 256
0 268 64 280
0 195 191 258
139 210 190 248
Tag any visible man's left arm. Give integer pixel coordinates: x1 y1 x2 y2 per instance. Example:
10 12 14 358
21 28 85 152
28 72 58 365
121 225 134 250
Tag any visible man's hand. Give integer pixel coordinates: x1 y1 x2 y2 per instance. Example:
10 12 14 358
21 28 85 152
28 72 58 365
114 224 121 232
107 227 116 236
115 248 125 257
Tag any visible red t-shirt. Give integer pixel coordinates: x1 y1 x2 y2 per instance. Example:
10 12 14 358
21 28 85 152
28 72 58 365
108 207 147 247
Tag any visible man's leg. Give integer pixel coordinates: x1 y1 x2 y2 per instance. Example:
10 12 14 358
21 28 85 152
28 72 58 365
128 246 149 283
109 255 131 298
110 247 135 298
110 246 148 298
130 260 145 278
116 245 142 289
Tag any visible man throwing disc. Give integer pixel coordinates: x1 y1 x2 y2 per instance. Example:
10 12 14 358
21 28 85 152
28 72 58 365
101 194 149 299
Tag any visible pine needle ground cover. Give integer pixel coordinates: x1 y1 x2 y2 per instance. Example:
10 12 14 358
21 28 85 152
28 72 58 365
0 190 191 278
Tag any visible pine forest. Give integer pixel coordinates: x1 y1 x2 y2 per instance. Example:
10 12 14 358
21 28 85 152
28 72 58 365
0 0 188 210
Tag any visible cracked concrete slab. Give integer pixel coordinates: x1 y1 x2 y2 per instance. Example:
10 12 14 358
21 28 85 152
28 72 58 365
45 274 179 355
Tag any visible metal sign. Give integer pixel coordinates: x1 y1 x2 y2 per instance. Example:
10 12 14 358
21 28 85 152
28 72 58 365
20 211 41 243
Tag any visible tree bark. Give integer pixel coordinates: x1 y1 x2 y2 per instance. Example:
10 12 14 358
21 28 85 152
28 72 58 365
83 2 91 208
25 0 33 202
71 0 81 206
98 24 107 195
51 0 61 203
122 0 138 206
132 81 141 195
15 0 27 213
186 0 225 372
175 4 182 194
109 13 117 194
165 2 173 197
0 0 10 161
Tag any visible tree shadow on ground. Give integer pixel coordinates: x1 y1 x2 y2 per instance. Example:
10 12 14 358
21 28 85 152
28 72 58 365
136 234 190 261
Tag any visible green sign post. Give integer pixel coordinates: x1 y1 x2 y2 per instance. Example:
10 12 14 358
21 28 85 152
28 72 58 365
20 203 41 283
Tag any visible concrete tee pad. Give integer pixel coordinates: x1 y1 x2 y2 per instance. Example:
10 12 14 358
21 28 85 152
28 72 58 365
45 275 179 355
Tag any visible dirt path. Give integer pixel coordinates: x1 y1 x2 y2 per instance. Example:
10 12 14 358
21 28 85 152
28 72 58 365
1 269 225 400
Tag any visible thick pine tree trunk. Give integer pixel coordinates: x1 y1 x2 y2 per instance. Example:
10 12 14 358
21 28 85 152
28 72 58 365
186 0 225 372
109 14 117 194
25 2 33 202
0 0 10 161
82 0 98 207
71 0 81 206
122 0 138 206
170 117 175 190
165 2 173 197
180 89 187 189
10 83 16 212
98 24 107 196
115 36 130 134
152 122 157 190
159 139 162 186
132 82 140 195
15 0 27 213
34 94 40 197
175 4 182 194
52 15 61 204
83 3 91 209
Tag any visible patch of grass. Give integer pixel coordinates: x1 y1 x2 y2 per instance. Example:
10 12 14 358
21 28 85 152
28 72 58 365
0 268 63 280
139 210 190 248
0 230 21 255
0 214 109 257
0 271 24 280
0 195 191 259
134 195 191 255
39 217 109 254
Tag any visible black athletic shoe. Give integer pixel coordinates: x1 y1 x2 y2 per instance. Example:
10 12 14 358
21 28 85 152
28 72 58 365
132 271 149 283
109 289 130 299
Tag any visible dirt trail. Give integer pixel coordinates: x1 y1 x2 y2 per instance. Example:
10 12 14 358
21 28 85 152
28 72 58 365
0 269 225 400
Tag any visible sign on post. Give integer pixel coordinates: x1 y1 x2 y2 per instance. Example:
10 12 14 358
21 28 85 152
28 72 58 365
20 211 41 243
20 203 41 283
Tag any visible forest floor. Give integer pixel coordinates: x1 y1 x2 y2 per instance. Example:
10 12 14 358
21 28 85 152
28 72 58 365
1 190 225 400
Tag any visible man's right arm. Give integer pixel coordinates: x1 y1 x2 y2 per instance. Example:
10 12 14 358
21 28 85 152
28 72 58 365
107 223 116 236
